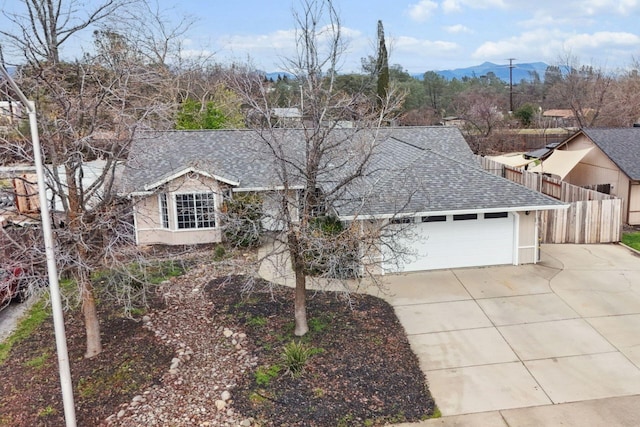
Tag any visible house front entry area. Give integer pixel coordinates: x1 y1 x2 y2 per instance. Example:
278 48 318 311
383 212 515 273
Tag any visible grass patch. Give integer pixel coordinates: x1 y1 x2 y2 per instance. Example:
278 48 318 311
37 405 57 417
246 315 268 328
0 299 49 365
255 364 281 386
23 350 51 369
77 358 143 399
430 406 442 418
622 232 640 251
92 259 187 288
308 314 331 333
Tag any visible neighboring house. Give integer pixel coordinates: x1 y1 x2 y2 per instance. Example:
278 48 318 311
531 128 640 225
271 108 303 128
123 127 566 273
523 142 561 162
542 109 579 128
441 116 465 127
0 160 122 225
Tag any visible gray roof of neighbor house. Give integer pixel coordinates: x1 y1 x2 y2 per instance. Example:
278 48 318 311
124 127 565 217
581 128 640 180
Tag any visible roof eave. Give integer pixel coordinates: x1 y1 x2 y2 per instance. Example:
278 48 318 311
143 167 240 191
337 204 569 221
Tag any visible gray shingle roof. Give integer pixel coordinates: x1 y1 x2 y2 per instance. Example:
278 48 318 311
336 138 564 217
582 128 640 180
124 127 564 216
124 129 288 192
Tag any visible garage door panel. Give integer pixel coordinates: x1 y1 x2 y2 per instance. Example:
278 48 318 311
383 214 514 272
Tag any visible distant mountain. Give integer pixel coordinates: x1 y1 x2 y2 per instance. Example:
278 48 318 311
413 61 550 83
264 61 550 84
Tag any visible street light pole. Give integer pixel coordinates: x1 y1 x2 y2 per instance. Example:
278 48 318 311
0 66 77 427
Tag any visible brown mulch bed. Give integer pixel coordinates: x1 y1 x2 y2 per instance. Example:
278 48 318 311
0 298 173 426
0 271 435 426
206 276 435 426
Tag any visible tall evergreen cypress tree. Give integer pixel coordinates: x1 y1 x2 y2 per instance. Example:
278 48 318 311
376 20 389 110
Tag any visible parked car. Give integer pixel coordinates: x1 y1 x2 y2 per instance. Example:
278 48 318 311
0 266 26 311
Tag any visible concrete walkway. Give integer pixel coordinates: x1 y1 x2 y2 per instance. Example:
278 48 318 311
380 244 640 426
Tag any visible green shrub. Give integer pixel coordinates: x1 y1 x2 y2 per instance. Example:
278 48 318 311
223 192 264 248
303 216 360 279
281 340 319 378
213 244 226 261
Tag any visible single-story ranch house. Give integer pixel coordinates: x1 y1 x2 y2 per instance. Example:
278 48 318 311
531 128 640 225
123 127 566 273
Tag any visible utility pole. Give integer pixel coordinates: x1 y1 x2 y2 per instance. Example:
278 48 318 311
508 58 516 113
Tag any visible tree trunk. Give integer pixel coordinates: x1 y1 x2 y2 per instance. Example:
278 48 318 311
81 278 102 358
293 262 308 336
288 232 309 336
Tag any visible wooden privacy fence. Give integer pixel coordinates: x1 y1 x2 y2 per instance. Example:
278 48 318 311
477 157 622 243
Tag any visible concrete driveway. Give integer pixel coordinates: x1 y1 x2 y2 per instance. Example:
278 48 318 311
377 244 640 421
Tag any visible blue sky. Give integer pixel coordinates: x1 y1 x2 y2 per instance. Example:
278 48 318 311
2 0 640 73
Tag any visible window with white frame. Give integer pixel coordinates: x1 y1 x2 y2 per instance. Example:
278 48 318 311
159 193 169 228
175 193 216 229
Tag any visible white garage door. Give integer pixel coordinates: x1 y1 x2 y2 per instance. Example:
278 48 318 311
382 212 515 272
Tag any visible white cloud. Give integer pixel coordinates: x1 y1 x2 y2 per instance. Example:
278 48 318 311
220 29 297 51
472 29 640 65
407 0 438 22
442 0 507 13
219 25 363 53
513 0 640 20
565 31 640 49
444 24 472 34
394 36 459 54
442 0 461 13
582 0 639 14
519 12 586 29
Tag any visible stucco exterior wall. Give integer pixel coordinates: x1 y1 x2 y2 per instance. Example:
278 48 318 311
255 190 300 231
630 184 640 225
134 174 225 246
562 134 633 223
517 211 538 264
360 219 385 276
133 175 302 246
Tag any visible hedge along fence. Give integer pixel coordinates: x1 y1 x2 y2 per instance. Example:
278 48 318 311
477 156 622 244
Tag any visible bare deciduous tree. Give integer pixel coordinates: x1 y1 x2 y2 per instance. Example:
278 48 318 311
0 0 131 65
452 87 506 154
227 0 407 336
545 55 613 127
0 0 194 358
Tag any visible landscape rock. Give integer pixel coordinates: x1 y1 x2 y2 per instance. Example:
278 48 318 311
215 399 226 411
